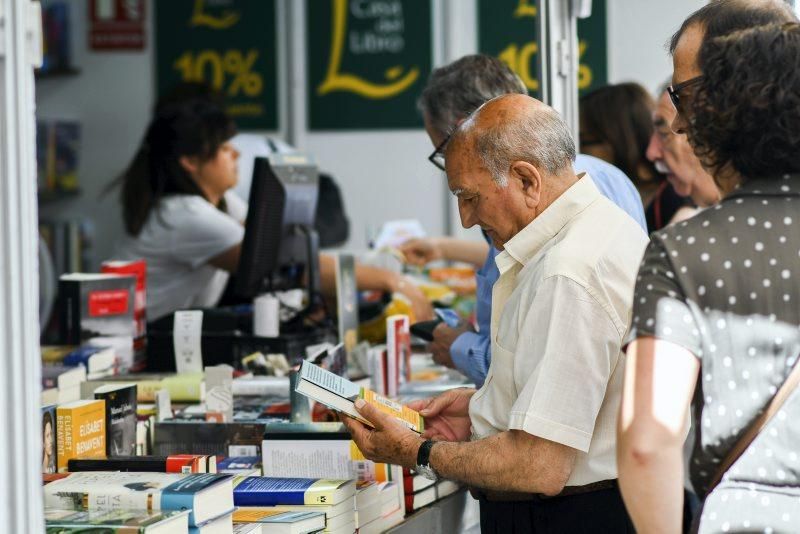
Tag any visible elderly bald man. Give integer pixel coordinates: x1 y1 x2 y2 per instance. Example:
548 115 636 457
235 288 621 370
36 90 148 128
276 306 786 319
343 94 648 532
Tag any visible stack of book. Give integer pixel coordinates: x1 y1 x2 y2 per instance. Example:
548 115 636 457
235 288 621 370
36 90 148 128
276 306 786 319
353 481 382 532
261 420 406 518
57 273 139 371
43 472 234 533
233 476 355 534
42 344 117 381
232 508 326 533
41 365 86 405
44 508 190 533
402 467 461 514
377 481 405 529
67 454 218 474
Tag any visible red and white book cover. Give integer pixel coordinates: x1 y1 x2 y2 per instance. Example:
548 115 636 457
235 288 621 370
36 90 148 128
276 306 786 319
386 315 411 397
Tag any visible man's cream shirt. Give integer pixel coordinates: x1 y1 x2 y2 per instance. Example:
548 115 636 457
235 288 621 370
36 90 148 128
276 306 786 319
468 173 649 487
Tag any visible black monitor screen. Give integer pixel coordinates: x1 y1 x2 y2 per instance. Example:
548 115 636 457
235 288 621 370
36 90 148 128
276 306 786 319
235 155 319 298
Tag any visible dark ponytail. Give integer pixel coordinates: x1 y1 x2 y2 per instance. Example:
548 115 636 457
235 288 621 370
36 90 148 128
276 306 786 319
117 99 236 236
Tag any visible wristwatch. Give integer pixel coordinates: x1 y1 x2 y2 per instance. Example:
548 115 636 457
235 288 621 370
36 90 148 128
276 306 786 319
415 439 439 481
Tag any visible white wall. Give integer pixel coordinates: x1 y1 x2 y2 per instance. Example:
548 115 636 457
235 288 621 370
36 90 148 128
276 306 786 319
37 0 153 267
607 0 706 94
37 0 710 266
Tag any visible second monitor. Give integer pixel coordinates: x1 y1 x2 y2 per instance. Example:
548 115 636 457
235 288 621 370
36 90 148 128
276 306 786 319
235 155 321 305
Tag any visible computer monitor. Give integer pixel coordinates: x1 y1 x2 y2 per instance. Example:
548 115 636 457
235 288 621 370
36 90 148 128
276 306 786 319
235 155 320 301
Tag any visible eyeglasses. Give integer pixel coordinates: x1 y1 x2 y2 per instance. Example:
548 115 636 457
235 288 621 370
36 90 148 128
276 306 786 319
667 75 704 115
427 134 451 171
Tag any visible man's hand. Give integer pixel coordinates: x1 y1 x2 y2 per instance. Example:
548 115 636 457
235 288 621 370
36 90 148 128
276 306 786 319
428 322 471 368
391 275 434 321
407 388 475 442
341 399 424 468
398 238 443 267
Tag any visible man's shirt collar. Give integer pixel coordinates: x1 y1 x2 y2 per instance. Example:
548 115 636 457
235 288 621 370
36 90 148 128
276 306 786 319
495 173 600 274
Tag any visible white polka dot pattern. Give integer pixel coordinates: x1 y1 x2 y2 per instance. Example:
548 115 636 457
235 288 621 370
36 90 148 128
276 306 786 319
627 176 800 532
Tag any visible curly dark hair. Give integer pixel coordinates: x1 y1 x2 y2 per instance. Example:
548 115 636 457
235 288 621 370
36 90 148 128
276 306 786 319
688 23 800 181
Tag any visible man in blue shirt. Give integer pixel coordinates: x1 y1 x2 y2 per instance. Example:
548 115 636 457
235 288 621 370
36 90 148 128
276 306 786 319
403 54 646 386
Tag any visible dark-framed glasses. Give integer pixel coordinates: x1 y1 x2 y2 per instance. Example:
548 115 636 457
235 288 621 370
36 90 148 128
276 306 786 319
427 134 451 171
667 75 704 114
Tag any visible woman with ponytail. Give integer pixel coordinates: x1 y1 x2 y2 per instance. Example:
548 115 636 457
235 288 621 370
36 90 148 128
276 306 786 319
115 99 245 320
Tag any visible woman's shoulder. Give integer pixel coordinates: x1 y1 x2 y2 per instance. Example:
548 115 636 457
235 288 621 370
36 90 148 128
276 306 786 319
141 194 238 235
158 193 214 212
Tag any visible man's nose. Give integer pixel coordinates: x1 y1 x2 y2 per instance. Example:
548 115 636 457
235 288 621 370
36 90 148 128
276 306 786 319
458 200 477 229
645 131 662 163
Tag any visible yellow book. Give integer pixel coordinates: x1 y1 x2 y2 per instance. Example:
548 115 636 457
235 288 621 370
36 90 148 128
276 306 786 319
295 361 424 433
81 373 205 403
40 345 76 364
160 373 205 402
56 399 106 472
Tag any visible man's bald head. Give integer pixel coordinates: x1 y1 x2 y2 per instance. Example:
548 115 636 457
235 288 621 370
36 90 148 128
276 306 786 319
446 94 576 185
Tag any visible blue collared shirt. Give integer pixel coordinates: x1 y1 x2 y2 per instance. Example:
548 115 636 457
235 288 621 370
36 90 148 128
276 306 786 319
449 155 646 386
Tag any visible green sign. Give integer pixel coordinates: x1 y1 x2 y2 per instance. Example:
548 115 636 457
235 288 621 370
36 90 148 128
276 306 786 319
155 0 278 130
577 0 608 95
477 0 607 98
306 0 432 130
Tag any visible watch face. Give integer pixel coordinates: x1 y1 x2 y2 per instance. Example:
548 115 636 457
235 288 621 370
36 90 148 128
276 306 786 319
416 464 438 481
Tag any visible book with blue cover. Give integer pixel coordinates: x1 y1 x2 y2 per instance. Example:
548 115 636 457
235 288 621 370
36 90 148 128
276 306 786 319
217 456 262 475
232 476 355 506
43 471 233 526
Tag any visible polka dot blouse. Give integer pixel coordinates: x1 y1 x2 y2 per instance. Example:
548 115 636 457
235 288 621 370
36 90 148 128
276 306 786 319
627 175 800 533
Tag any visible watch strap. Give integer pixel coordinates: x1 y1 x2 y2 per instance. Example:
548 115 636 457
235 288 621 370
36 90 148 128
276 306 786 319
416 439 435 468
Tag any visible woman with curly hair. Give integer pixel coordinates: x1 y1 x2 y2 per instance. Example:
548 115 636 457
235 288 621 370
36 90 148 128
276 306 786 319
618 14 800 534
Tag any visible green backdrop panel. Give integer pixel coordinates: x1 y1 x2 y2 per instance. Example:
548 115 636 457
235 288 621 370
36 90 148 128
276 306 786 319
155 0 278 130
477 0 607 99
307 0 433 130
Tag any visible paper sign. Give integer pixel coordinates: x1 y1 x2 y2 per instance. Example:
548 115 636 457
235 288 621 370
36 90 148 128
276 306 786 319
155 389 172 422
173 310 203 374
205 364 234 422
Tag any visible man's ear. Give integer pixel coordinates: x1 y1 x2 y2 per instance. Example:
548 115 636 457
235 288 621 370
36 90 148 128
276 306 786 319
178 155 199 176
510 161 542 208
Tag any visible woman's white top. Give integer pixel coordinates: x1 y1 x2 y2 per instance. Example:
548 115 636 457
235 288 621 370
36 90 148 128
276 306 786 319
116 191 246 320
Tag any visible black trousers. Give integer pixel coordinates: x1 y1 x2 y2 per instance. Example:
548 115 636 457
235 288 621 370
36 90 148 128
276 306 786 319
478 487 635 534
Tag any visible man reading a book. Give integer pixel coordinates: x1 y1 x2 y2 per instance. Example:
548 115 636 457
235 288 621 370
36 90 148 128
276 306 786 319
343 94 648 532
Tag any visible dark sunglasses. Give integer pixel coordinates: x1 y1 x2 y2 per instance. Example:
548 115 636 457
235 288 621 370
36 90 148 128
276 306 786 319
667 75 704 114
427 133 451 171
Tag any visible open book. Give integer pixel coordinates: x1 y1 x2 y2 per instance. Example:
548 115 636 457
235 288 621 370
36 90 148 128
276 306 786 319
295 361 424 433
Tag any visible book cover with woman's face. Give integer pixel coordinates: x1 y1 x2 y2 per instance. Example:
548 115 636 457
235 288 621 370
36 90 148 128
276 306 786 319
41 406 57 474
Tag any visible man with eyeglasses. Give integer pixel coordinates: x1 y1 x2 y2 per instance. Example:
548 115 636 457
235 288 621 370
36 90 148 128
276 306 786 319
400 54 646 387
645 83 720 225
345 93 647 532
